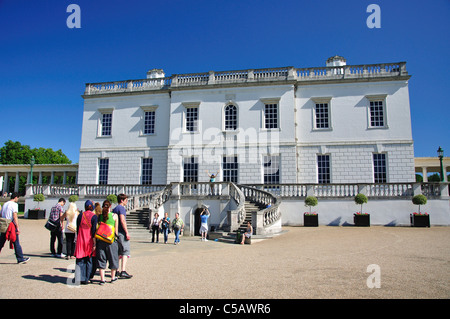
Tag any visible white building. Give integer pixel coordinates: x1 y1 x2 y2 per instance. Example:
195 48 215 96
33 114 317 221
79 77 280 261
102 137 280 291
78 56 415 186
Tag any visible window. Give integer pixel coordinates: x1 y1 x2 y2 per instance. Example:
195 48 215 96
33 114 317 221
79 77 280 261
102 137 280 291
366 95 387 128
101 113 112 136
141 158 153 185
98 158 109 185
373 153 387 183
369 101 385 127
143 111 156 135
264 103 279 129
315 103 330 129
317 155 330 184
222 156 238 183
183 103 199 132
263 155 280 184
224 104 237 130
183 157 198 182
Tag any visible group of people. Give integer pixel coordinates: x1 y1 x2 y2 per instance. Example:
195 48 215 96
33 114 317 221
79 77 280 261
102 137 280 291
149 211 186 244
47 194 133 285
1 189 253 284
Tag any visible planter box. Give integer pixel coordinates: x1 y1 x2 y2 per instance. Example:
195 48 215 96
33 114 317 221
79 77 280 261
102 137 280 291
354 214 370 227
28 209 46 219
304 214 319 227
410 214 430 227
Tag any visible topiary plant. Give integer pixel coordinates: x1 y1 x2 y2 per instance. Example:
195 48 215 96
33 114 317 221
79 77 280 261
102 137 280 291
412 194 427 214
304 196 318 214
107 194 118 204
33 193 45 209
68 195 79 203
354 193 368 214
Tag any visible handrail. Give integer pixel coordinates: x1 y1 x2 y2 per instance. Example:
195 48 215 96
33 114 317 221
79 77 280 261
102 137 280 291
238 184 281 228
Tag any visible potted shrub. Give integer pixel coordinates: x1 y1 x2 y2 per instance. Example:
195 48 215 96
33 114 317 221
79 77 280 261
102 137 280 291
304 196 319 227
411 194 430 227
354 193 370 226
107 194 118 204
28 193 46 219
68 195 79 203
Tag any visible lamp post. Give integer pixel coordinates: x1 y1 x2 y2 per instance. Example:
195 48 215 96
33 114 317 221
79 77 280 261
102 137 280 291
437 146 444 182
30 156 35 185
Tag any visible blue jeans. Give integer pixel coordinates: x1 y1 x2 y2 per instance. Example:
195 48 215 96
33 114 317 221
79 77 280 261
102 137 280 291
75 256 93 284
174 229 181 243
0 229 25 263
162 227 169 243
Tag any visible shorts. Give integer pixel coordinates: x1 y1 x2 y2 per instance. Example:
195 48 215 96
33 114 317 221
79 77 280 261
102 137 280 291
96 240 119 270
200 223 208 233
116 232 130 256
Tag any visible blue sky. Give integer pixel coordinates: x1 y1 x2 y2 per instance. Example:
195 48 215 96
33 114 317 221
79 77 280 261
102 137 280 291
0 0 449 164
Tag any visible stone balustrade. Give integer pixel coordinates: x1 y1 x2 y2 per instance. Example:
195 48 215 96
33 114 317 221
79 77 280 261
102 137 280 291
84 62 408 96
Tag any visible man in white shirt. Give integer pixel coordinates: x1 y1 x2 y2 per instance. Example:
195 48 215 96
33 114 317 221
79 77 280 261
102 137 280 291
0 192 30 264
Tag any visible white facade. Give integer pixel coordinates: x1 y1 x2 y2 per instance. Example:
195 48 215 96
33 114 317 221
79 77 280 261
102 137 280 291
78 57 415 185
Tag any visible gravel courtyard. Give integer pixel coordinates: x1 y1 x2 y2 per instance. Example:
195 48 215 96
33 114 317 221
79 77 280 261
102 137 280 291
1 217 449 299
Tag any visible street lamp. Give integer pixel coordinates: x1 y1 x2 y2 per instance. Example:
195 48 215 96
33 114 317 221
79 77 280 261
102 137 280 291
437 146 444 182
30 156 35 185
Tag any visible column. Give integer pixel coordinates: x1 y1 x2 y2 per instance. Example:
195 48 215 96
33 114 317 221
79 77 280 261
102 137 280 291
3 172 8 194
422 167 428 182
14 172 19 192
38 172 43 184
50 172 55 184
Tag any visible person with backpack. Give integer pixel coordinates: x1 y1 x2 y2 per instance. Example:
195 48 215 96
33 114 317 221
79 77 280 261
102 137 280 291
161 212 170 244
95 200 119 285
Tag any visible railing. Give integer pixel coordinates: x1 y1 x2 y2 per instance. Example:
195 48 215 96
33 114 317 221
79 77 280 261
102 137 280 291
83 62 408 96
126 184 172 212
238 184 281 229
177 182 225 197
28 184 166 198
229 182 246 226
242 182 440 199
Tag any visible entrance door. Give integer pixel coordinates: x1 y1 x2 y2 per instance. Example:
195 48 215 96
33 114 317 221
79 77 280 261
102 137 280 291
194 208 203 236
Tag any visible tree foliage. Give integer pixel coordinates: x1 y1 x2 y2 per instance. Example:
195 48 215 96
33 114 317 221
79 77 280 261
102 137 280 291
0 140 71 165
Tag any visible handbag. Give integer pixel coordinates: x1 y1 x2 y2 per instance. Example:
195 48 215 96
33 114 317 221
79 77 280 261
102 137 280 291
95 222 115 244
67 222 77 232
45 218 59 232
0 217 11 233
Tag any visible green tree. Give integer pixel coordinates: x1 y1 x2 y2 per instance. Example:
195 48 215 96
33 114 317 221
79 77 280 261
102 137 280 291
0 140 72 194
0 140 71 165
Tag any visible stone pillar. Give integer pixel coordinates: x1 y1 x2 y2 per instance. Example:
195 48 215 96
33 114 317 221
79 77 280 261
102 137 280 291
3 172 8 193
422 167 428 182
38 172 43 184
14 172 19 192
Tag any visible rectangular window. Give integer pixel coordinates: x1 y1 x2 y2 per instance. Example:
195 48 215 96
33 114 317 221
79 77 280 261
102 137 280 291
369 100 385 127
98 158 109 185
141 158 153 185
143 111 156 135
264 103 278 129
373 153 387 183
315 103 330 129
222 156 238 183
183 157 198 182
263 155 280 184
101 113 112 136
185 107 198 132
317 155 330 184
